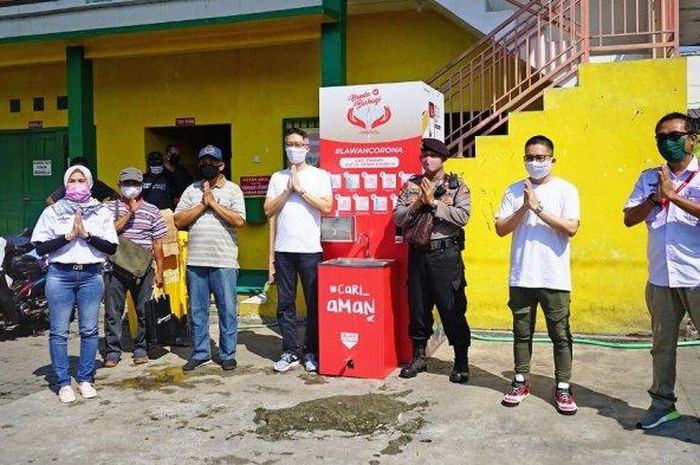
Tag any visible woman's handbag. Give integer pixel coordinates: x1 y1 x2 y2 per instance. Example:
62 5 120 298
108 201 153 284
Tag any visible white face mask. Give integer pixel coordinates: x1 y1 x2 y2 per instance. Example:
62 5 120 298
525 160 552 180
121 185 142 199
285 147 307 164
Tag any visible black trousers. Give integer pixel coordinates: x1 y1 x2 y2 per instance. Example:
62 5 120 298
274 252 322 355
407 244 471 347
103 267 154 359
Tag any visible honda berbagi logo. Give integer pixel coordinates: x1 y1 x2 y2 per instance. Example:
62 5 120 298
346 88 392 132
340 332 359 349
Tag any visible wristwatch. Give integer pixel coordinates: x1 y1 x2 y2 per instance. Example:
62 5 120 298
298 189 307 197
647 193 661 207
534 204 544 215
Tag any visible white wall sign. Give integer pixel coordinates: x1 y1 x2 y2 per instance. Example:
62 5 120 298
33 160 52 176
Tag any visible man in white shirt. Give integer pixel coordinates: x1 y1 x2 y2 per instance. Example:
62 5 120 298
264 128 332 373
623 112 700 430
495 135 581 415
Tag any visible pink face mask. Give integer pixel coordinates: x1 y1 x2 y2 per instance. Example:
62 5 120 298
65 183 91 202
421 155 443 173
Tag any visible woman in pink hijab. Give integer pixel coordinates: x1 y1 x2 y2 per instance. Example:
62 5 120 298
31 165 118 403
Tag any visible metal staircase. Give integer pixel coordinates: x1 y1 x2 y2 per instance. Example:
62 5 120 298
428 0 679 157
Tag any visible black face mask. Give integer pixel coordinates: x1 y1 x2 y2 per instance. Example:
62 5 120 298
200 164 219 180
168 153 180 164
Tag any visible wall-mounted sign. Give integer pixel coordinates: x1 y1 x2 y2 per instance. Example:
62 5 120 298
175 117 195 127
240 175 271 197
28 121 43 129
33 160 52 176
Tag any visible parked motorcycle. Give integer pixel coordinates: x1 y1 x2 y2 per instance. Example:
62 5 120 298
0 229 49 333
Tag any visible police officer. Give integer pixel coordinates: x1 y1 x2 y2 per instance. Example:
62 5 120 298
393 138 472 382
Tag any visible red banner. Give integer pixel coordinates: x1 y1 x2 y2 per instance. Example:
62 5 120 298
320 136 422 215
240 175 271 197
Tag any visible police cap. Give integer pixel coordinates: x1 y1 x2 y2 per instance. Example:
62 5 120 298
421 138 451 159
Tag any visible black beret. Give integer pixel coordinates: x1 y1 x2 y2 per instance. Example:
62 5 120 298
421 138 450 158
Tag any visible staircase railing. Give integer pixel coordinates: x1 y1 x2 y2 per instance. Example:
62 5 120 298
428 0 679 157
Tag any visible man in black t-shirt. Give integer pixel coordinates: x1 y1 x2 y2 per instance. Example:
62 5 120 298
45 157 119 205
142 151 176 210
164 144 193 203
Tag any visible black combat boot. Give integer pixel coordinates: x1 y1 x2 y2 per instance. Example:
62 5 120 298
449 345 469 383
399 340 427 378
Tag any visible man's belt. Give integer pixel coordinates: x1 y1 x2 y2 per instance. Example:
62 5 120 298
427 236 460 251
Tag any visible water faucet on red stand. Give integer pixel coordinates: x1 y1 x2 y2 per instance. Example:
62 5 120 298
356 233 370 258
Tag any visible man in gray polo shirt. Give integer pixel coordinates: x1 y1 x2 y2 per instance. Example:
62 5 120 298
174 145 246 371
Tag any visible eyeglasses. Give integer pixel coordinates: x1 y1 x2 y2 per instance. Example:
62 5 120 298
200 161 221 167
655 131 689 142
523 154 553 162
285 142 308 148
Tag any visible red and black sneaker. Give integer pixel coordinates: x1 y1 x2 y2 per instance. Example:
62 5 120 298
501 380 530 407
555 387 578 415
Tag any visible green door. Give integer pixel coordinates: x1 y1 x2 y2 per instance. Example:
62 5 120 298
0 129 67 236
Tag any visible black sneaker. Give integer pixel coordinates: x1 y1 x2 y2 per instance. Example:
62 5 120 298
182 358 212 372
221 359 237 371
636 404 680 429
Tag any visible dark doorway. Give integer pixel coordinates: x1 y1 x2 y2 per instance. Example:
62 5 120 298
145 124 232 181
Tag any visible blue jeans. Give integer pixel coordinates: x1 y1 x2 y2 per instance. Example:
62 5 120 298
45 263 104 388
186 266 238 361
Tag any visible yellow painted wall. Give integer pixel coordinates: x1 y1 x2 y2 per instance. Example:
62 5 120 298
93 43 321 270
346 10 477 84
92 9 478 271
0 63 67 130
447 58 687 335
0 9 477 271
0 11 686 335
0 11 687 335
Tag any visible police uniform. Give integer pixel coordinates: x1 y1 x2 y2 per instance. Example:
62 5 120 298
393 139 472 382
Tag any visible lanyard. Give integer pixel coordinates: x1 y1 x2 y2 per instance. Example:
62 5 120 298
660 169 698 208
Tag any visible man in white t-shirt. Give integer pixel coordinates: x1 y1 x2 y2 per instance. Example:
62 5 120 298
495 135 581 415
264 128 332 373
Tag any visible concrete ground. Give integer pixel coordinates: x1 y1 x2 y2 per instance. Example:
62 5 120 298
0 318 698 465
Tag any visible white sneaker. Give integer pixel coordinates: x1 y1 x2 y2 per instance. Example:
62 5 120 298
273 352 300 373
58 385 76 403
303 353 319 372
78 382 97 399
